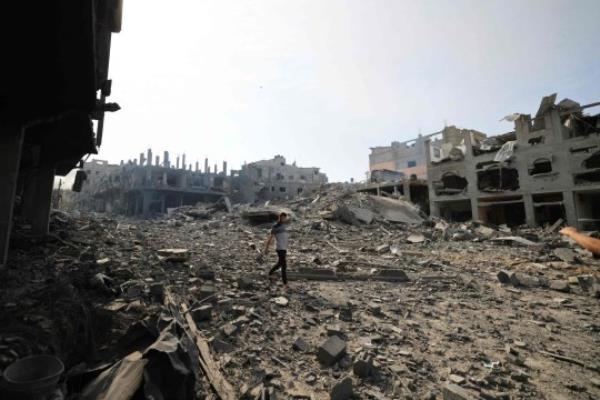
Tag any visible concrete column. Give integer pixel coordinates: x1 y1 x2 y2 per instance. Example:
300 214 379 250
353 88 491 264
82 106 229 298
142 191 152 216
562 190 578 228
523 193 536 227
162 172 167 186
139 153 145 166
30 164 55 235
195 161 199 172
163 151 170 168
182 154 186 170
214 164 218 175
147 149 153 166
223 161 227 175
0 125 24 266
176 156 180 169
430 201 441 218
204 158 209 174
470 199 479 222
402 181 411 201
155 155 160 166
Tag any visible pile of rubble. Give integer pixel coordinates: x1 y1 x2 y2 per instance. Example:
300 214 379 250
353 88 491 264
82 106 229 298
1 187 600 399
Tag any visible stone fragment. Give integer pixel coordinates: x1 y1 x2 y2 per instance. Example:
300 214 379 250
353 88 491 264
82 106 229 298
318 336 346 366
577 274 594 291
198 285 216 302
237 276 254 290
353 356 374 378
339 306 353 322
549 280 570 293
442 383 476 400
449 374 465 384
211 338 235 353
553 247 576 263
272 296 289 307
330 376 353 400
293 337 309 352
326 324 343 338
510 272 540 288
376 244 390 253
368 302 382 316
191 304 213 322
157 248 190 261
407 232 426 243
496 270 514 284
221 323 238 337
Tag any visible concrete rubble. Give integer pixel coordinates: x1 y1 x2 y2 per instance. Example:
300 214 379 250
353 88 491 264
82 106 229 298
1 184 600 399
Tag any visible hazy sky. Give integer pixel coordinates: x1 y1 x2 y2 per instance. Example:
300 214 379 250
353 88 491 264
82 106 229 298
100 0 600 182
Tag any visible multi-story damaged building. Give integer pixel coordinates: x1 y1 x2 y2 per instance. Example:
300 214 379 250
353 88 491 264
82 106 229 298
368 126 486 179
78 153 328 214
426 94 600 229
232 155 328 203
78 150 230 215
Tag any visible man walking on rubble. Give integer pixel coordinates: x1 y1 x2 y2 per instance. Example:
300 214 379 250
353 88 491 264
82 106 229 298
263 212 290 290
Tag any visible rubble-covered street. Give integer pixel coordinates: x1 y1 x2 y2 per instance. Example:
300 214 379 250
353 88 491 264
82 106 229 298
2 187 599 399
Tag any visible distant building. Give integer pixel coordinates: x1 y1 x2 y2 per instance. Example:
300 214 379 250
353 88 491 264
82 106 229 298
232 155 327 203
368 127 486 179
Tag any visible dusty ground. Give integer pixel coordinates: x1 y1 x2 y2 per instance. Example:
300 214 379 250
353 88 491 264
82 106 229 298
1 196 599 399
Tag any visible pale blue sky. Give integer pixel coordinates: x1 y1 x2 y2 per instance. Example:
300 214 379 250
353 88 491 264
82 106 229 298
100 0 600 182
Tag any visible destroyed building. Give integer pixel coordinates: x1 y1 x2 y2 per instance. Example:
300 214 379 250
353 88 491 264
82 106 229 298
426 94 600 229
369 132 445 179
77 150 230 215
0 0 122 265
232 155 328 203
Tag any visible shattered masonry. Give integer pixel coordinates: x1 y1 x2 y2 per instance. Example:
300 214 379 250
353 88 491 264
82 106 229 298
368 94 600 230
76 153 328 215
426 94 600 230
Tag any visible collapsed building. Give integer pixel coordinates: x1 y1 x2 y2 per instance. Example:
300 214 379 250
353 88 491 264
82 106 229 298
232 155 328 203
78 153 328 215
77 150 230 215
426 94 600 229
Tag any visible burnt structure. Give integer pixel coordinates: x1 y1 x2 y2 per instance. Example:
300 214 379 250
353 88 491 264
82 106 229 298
78 151 229 215
0 1 123 265
426 94 600 229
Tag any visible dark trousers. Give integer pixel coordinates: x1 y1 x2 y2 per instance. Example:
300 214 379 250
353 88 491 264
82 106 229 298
269 250 287 284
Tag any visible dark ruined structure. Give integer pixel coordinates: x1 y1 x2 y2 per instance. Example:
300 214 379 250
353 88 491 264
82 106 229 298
0 1 122 264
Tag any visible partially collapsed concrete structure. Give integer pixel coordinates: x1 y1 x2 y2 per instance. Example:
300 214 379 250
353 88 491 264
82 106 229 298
426 94 600 229
78 151 229 215
232 155 328 203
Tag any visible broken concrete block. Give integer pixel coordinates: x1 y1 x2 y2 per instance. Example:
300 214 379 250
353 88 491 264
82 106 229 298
406 232 426 243
326 324 343 338
221 323 238 337
496 270 514 284
339 306 352 322
376 269 409 281
367 302 382 316
211 338 235 353
375 244 390 253
577 274 595 291
549 280 570 293
330 376 353 400
293 337 309 352
353 356 374 378
191 304 213 323
553 247 576 263
510 272 540 288
318 336 346 366
271 296 289 307
442 383 476 400
157 248 190 261
198 285 217 303
237 276 254 290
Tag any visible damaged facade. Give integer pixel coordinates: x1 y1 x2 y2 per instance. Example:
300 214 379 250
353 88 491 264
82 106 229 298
426 94 600 229
232 155 328 203
78 153 328 215
78 150 230 216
